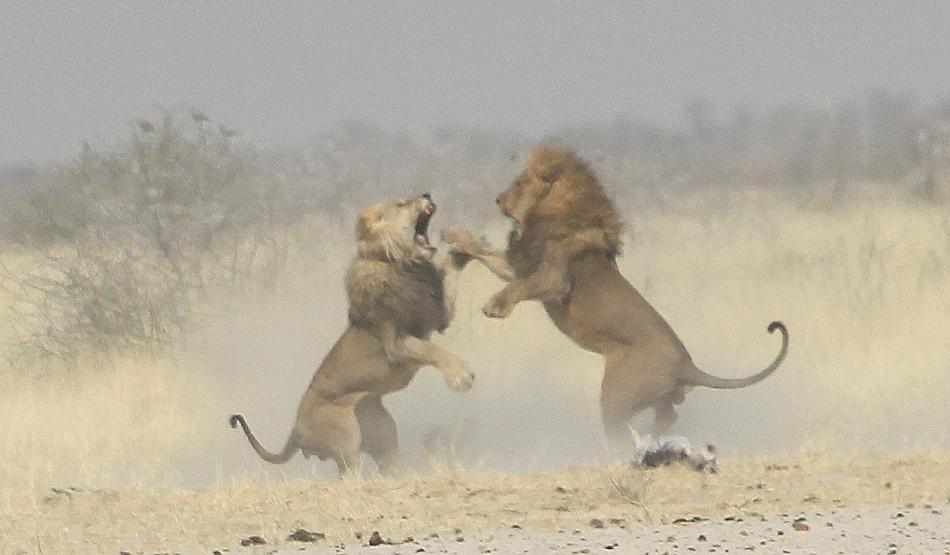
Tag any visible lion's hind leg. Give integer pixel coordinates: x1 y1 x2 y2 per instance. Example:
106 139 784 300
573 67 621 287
300 392 366 475
355 395 402 475
600 350 676 444
652 400 678 436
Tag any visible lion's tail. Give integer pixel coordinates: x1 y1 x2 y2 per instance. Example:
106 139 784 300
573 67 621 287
682 321 789 390
229 414 298 464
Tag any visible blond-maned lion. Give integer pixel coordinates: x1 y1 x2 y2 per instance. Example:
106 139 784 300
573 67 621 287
230 193 474 474
443 146 788 441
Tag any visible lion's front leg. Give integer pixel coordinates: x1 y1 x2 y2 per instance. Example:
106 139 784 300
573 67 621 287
376 323 474 392
441 227 514 281
400 336 474 392
481 245 571 319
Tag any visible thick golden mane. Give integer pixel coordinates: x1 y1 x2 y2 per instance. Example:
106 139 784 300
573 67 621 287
507 146 623 275
525 145 622 251
346 255 448 339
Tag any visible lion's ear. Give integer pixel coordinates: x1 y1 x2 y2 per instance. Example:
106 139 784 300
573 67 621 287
528 145 567 184
531 161 564 184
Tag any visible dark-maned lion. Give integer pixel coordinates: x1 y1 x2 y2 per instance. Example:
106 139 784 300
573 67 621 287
443 146 788 441
230 193 474 474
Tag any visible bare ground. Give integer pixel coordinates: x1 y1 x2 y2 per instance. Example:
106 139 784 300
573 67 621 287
2 450 948 554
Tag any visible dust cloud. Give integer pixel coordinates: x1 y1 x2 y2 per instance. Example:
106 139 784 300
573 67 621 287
172 183 950 487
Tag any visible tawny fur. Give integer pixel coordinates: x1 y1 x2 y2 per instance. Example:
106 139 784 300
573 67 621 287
231 195 473 475
444 145 788 442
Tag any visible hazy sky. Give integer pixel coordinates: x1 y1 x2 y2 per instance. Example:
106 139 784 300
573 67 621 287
2 1 949 165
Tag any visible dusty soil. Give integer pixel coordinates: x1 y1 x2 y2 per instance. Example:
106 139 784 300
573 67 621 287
283 504 949 554
1 450 948 554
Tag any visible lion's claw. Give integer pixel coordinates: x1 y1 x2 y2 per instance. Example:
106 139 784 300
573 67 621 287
445 366 475 392
481 295 513 319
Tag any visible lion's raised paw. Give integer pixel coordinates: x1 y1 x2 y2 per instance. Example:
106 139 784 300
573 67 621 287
445 366 475 392
481 294 513 319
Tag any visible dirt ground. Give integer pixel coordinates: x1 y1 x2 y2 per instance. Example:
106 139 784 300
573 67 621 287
2 450 948 554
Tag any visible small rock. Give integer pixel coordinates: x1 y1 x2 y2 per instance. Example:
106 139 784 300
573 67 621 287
698 534 707 541
792 521 809 532
239 535 267 546
510 524 522 529
590 518 606 529
288 528 326 542
368 531 384 546
456 535 465 542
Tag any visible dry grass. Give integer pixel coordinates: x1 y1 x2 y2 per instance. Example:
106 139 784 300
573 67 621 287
0 450 947 554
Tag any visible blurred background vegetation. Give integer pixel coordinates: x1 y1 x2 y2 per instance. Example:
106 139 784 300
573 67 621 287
1 90 949 368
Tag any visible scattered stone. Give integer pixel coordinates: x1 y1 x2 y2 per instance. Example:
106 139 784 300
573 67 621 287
456 535 465 542
698 534 707 541
368 531 384 546
590 518 606 529
793 521 810 532
510 524 522 529
287 528 326 542
674 516 708 524
239 535 266 546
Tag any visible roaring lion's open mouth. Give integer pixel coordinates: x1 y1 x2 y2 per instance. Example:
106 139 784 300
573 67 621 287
415 195 436 251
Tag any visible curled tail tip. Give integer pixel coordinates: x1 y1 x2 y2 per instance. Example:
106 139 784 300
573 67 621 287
229 414 243 429
767 321 786 334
